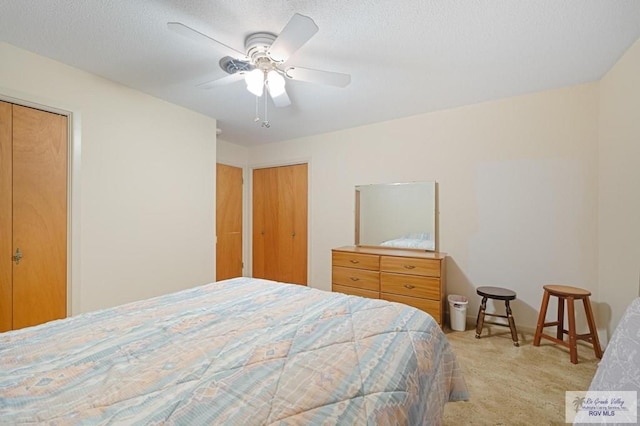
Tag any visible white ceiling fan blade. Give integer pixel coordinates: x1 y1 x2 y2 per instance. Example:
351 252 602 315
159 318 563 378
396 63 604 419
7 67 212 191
270 87 291 107
267 13 319 63
197 72 246 89
285 66 351 88
167 22 247 60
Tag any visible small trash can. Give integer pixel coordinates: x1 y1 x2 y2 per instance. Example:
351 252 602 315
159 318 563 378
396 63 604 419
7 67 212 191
448 295 468 331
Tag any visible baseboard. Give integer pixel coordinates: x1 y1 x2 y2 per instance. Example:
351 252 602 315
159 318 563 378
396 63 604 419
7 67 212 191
449 314 609 348
446 314 537 335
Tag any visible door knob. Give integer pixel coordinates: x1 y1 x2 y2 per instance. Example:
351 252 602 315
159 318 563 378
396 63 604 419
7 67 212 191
12 248 22 265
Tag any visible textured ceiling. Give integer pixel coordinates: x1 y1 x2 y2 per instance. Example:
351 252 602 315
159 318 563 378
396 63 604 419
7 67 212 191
1 1 639 146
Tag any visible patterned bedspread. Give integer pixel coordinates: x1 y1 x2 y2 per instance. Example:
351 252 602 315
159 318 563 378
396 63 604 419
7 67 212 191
0 277 468 425
580 297 640 424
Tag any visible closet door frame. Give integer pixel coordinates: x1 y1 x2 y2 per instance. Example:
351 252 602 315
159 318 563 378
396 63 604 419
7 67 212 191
1 92 82 317
249 159 311 285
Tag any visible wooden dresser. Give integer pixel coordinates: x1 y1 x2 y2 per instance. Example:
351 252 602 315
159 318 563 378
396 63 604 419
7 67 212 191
332 246 447 325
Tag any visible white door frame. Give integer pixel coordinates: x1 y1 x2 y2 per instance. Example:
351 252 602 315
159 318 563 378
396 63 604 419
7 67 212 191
0 89 82 316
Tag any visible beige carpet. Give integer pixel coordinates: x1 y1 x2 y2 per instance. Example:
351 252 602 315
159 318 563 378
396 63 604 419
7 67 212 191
442 326 600 425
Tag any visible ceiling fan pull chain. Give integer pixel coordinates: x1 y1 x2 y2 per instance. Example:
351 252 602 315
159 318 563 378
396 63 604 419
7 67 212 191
262 90 270 128
254 95 260 122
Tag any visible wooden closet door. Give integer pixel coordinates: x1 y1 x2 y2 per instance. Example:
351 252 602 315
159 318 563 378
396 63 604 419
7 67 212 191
275 165 295 283
252 164 307 285
12 105 67 330
252 166 278 280
290 163 307 284
0 102 12 332
252 167 266 279
216 163 243 281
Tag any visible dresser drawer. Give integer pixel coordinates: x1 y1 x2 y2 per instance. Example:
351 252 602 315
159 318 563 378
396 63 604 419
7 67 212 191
332 266 380 292
381 293 441 324
333 284 379 299
380 256 441 277
380 273 440 300
332 251 380 270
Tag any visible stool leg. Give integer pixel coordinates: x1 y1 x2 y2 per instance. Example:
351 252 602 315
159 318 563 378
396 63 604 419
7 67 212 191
567 297 578 364
475 296 487 338
533 290 550 346
557 296 565 341
505 300 519 346
583 297 603 359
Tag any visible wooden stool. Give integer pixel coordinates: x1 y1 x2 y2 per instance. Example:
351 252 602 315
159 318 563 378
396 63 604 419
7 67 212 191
475 286 519 346
533 284 603 364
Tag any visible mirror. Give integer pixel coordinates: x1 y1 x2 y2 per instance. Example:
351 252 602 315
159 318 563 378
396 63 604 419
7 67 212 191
355 181 437 251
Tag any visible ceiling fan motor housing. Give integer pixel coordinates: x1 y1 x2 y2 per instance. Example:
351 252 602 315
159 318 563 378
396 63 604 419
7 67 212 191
220 32 281 75
245 32 279 71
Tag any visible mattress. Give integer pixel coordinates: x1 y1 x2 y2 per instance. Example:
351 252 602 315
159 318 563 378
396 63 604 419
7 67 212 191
0 277 468 424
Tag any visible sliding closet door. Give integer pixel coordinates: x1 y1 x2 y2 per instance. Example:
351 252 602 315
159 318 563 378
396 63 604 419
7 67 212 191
12 105 67 330
289 164 307 284
252 164 307 285
275 166 295 281
0 102 12 332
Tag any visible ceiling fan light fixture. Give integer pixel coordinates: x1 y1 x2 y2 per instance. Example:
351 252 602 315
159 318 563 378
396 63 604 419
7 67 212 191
267 70 286 97
245 69 264 97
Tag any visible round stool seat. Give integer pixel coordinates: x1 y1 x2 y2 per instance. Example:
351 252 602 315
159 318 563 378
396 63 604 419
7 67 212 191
477 286 516 301
475 286 519 346
534 284 602 363
543 284 591 297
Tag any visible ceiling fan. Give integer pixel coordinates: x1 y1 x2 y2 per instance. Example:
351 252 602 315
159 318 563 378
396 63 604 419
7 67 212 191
167 13 351 113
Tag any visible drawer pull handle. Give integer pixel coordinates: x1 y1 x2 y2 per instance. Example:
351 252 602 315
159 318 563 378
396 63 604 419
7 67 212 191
350 259 360 264
349 277 360 281
403 265 416 269
404 284 415 289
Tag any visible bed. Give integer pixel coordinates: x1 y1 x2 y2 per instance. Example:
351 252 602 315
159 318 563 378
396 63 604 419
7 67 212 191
0 277 468 424
380 232 435 251
576 297 640 424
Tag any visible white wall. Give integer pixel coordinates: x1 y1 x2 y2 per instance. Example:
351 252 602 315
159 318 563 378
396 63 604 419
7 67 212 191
245 83 599 331
0 43 218 314
598 39 640 337
217 139 249 166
